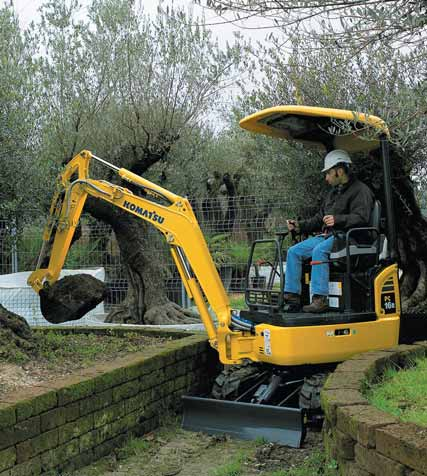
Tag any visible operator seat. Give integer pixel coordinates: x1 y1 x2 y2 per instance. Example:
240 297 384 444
329 200 382 269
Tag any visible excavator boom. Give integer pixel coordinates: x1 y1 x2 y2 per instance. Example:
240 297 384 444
28 150 248 363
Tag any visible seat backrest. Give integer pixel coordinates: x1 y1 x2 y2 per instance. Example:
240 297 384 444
369 200 381 230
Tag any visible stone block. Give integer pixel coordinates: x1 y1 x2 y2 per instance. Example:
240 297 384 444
124 392 150 414
92 367 127 393
14 389 57 422
57 449 94 474
169 360 187 379
376 423 427 474
0 448 16 473
58 414 94 445
186 358 198 372
336 429 355 460
321 389 368 425
154 348 178 367
181 342 199 359
41 439 79 471
123 358 146 380
348 351 401 383
16 429 59 463
335 359 376 375
79 389 113 416
79 429 99 452
12 417 41 446
112 380 140 403
322 420 338 461
323 372 366 391
355 443 407 476
56 377 95 406
135 354 163 374
173 376 187 392
0 428 16 451
40 407 66 432
0 405 15 430
63 402 80 423
337 405 398 448
339 460 372 476
9 456 41 476
140 370 164 391
93 433 128 460
141 415 159 434
413 340 427 350
185 372 198 389
93 402 125 429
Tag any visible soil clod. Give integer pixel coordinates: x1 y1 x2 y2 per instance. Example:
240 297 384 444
39 274 107 323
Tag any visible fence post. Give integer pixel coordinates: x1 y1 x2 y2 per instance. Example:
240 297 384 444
11 224 18 273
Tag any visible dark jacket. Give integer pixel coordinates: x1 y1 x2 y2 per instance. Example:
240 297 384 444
299 178 375 234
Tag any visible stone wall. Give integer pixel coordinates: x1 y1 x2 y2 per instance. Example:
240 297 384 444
0 328 218 476
321 341 427 476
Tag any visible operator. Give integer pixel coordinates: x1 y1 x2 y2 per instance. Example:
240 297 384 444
284 149 374 313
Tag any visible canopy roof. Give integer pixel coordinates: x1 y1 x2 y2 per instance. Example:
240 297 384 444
239 105 388 153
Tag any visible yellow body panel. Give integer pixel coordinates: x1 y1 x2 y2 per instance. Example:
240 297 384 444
239 105 389 152
254 318 399 365
219 264 400 365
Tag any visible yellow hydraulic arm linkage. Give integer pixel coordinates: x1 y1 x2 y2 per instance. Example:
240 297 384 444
28 150 254 365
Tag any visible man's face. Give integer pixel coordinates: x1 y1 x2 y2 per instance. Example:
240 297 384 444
325 167 340 186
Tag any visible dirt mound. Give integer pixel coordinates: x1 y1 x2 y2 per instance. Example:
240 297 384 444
39 274 107 324
0 304 35 363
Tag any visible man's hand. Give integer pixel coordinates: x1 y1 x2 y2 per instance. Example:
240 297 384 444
323 215 335 227
286 219 299 231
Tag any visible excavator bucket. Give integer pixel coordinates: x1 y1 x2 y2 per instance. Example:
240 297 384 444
181 396 305 448
39 274 107 324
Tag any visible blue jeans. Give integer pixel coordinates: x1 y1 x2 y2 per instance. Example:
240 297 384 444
284 235 334 296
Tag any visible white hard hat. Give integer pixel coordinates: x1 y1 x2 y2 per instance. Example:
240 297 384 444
322 149 352 173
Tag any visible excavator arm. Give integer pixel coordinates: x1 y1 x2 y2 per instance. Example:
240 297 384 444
28 150 255 364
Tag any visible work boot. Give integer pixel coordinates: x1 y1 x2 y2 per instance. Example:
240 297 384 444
283 292 301 312
303 295 329 313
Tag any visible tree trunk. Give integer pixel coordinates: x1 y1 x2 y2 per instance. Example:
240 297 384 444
358 151 427 313
392 176 427 312
84 198 198 324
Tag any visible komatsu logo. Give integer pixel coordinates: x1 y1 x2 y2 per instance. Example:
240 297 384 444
123 200 165 224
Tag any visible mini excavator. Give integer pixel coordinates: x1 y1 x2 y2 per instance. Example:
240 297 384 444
28 106 401 447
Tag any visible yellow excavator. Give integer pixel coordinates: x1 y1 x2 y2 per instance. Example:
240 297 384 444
28 106 400 447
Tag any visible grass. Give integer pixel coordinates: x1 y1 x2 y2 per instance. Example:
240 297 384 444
262 451 338 476
210 447 338 476
367 356 427 427
210 450 248 476
228 293 247 310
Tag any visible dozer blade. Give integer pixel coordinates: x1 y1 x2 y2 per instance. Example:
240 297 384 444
39 274 107 324
182 396 305 448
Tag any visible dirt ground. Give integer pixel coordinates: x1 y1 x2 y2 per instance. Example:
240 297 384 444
68 419 326 476
0 332 171 397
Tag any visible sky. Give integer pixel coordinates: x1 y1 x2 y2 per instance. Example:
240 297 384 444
7 0 270 46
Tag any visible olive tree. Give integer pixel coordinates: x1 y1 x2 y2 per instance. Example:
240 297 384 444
0 6 45 218
0 5 46 353
37 0 245 324
200 0 427 52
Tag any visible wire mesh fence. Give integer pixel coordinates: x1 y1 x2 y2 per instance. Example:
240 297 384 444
0 195 295 325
